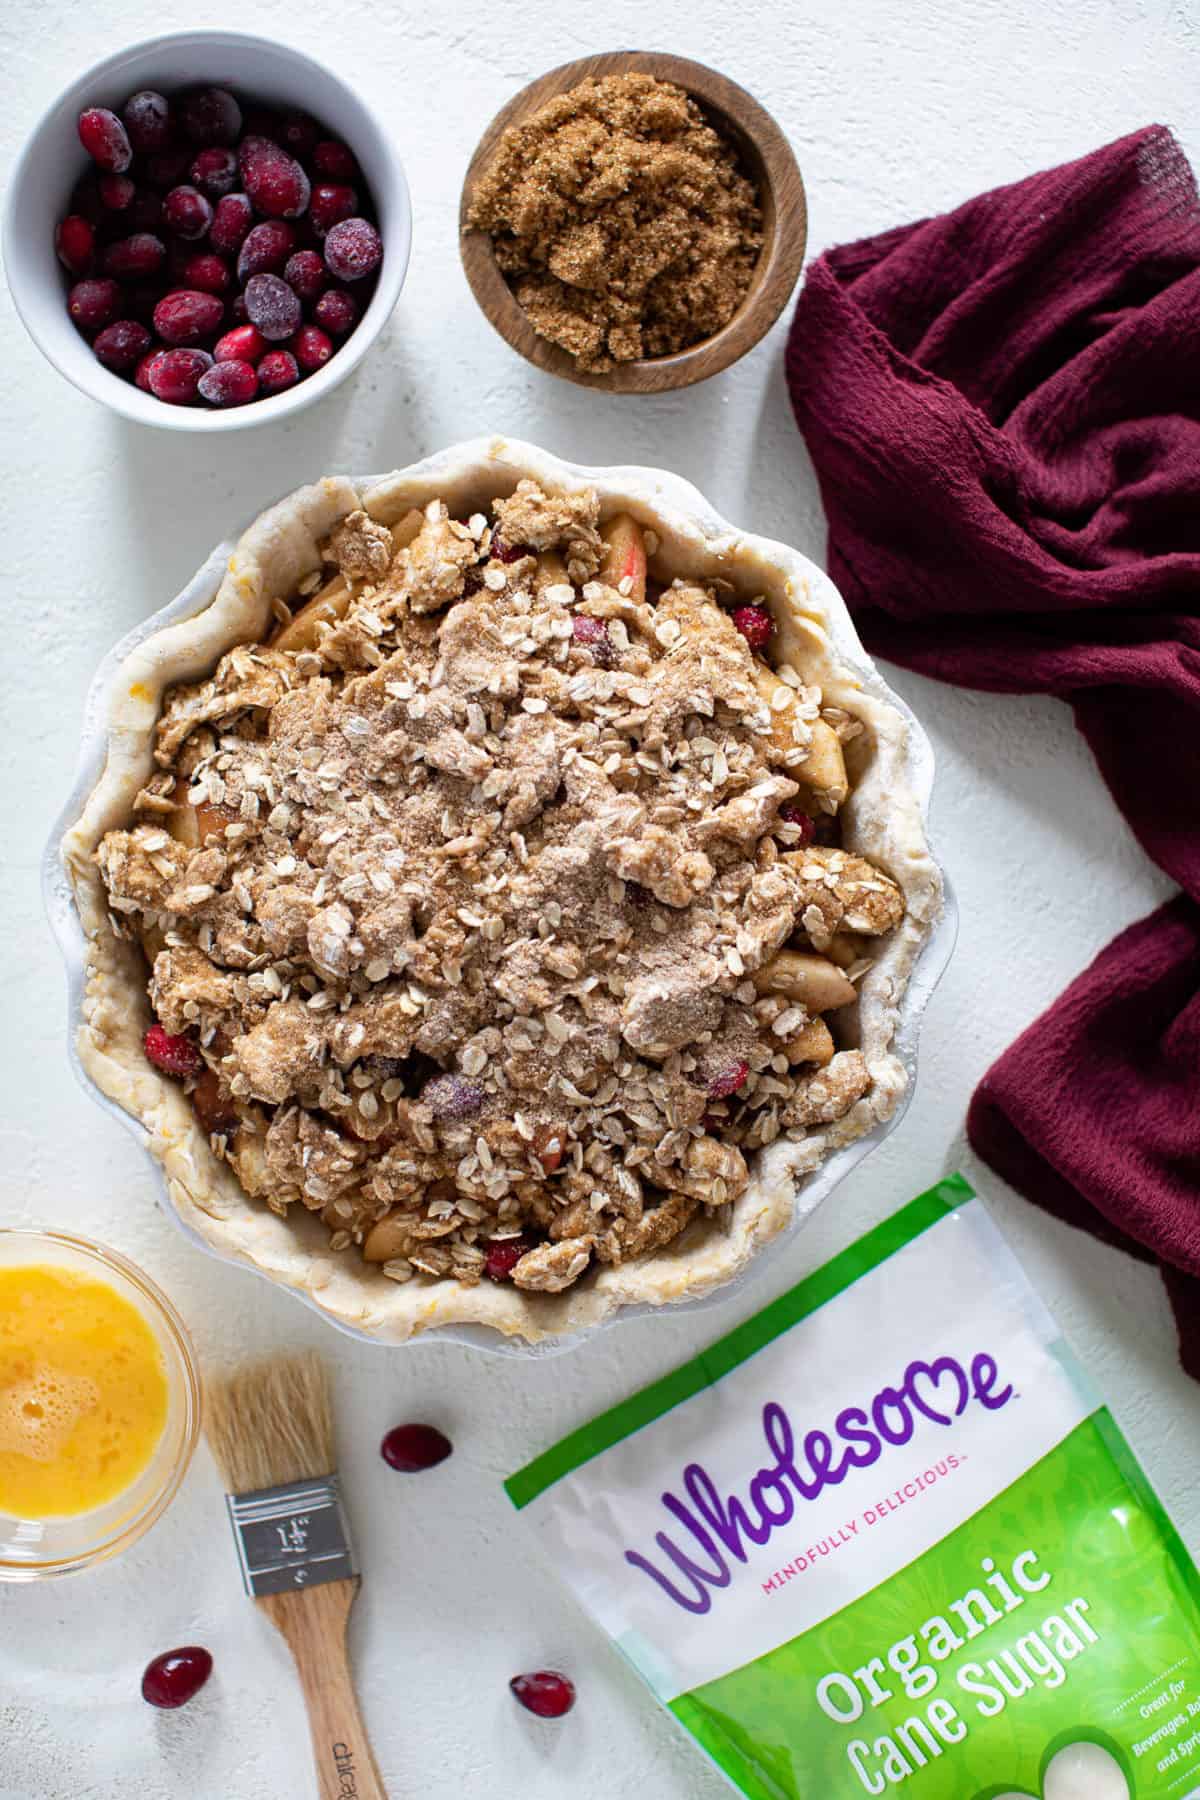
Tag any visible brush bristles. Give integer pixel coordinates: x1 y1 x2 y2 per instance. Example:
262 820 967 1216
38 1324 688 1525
204 1351 334 1496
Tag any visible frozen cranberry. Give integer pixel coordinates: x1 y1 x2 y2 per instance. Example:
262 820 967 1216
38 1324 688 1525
55 215 95 277
93 319 152 372
229 292 249 324
244 273 301 341
141 1647 212 1710
209 192 254 255
485 1238 532 1281
706 1060 750 1100
144 1022 203 1076
571 615 615 666
123 90 171 153
256 349 299 394
67 278 121 332
144 147 191 189
421 1073 484 1120
129 188 164 231
166 237 195 283
312 287 358 336
510 1672 576 1719
323 217 382 282
283 249 326 302
149 348 212 405
290 324 333 372
731 605 774 651
153 289 223 346
180 252 229 294
236 220 295 281
190 146 238 198
98 173 135 212
309 182 358 238
313 139 358 181
198 358 258 407
214 323 266 364
278 110 319 158
78 108 131 173
102 233 166 279
69 173 105 224
134 349 161 391
238 136 310 219
179 86 241 147
163 185 213 240
380 1424 452 1473
777 803 815 843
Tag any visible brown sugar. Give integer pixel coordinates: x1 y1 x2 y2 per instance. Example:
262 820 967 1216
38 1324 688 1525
466 72 764 372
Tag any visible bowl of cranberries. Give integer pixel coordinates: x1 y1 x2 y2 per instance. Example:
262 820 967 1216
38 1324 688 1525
3 31 410 427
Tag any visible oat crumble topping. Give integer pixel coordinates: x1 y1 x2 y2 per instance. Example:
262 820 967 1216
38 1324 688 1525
96 481 903 1295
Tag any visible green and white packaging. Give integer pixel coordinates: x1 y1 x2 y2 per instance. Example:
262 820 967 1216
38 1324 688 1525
507 1174 1200 1799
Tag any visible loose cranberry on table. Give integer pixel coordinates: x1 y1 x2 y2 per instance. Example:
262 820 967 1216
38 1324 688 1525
59 81 381 409
510 1671 576 1719
141 1647 213 1710
380 1423 452 1473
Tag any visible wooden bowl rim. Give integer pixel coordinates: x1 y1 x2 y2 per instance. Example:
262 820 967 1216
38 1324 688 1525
459 50 808 394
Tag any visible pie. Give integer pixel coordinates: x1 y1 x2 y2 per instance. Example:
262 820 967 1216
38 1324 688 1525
64 439 943 1343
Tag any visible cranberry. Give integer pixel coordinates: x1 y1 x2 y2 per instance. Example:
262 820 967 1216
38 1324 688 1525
144 1022 203 1076
148 347 213 405
163 185 213 240
290 324 333 372
129 188 164 231
309 182 358 238
154 289 224 346
707 1060 750 1099
323 217 382 281
312 286 358 336
244 273 301 341
236 220 295 282
731 605 774 651
421 1073 484 1121
78 107 132 173
209 192 254 255
93 319 152 372
190 146 238 197
179 87 242 147
489 531 530 564
67 278 121 332
214 323 266 364
571 615 615 666
98 173 135 212
184 252 231 294
283 249 326 302
777 803 815 844
55 215 95 277
123 90 171 152
257 349 299 394
229 292 249 324
238 136 310 219
198 358 258 407
278 110 319 158
144 148 191 190
313 139 358 181
510 1672 576 1719
485 1239 530 1281
134 349 160 392
69 174 105 224
141 1646 213 1710
380 1424 452 1473
102 233 166 279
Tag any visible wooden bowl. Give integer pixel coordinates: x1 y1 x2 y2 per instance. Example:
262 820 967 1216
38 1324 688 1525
459 51 807 394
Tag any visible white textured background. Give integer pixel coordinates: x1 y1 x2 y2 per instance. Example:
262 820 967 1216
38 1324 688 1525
2 3 1198 1797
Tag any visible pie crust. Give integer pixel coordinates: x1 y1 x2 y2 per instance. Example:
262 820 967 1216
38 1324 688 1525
63 438 944 1344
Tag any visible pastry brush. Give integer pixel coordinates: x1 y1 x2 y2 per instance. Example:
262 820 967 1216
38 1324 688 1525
205 1351 387 1800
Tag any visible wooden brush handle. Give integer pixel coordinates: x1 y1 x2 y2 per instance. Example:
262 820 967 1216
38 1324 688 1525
259 1577 388 1800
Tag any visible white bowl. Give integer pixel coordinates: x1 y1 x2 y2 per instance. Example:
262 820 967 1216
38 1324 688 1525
45 438 957 1357
3 30 411 431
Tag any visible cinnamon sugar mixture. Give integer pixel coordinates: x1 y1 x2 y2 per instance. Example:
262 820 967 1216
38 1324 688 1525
96 483 903 1295
467 74 763 372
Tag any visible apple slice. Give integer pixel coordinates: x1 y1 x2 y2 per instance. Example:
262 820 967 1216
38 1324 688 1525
270 573 354 654
533 549 571 594
166 777 236 848
599 513 647 604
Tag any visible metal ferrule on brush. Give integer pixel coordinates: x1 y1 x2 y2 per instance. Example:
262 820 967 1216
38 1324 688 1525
225 1475 357 1598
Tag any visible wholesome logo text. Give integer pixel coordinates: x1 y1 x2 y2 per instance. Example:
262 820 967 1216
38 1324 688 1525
624 1353 1013 1615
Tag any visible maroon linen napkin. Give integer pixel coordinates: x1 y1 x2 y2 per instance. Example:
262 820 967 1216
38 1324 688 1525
785 124 1200 1377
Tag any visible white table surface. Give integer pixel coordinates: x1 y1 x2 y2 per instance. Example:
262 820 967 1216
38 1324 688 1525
2 3 1198 1795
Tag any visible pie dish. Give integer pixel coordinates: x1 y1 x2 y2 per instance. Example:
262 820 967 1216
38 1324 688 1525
59 438 945 1345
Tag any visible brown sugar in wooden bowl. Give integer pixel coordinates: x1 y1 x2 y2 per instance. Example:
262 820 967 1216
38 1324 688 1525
459 51 807 394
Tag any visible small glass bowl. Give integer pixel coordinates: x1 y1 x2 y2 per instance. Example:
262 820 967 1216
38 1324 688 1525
0 1230 200 1580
